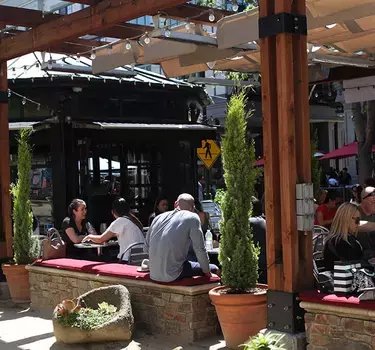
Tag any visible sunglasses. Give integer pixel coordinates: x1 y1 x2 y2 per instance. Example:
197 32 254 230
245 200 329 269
363 192 375 200
352 217 360 225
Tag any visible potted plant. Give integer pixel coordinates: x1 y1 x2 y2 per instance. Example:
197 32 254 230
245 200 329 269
242 332 286 350
2 128 39 303
209 92 266 349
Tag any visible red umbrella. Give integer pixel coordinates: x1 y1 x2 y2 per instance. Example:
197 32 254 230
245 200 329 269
319 142 375 160
254 151 326 166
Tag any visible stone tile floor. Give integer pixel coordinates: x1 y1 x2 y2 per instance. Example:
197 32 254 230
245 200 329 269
0 301 228 350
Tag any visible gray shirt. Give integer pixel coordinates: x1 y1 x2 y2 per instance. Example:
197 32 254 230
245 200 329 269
144 209 210 282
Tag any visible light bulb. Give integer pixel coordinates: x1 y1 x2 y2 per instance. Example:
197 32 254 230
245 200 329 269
37 104 41 111
90 52 96 60
71 75 74 80
185 23 191 31
103 78 106 83
47 60 53 69
77 54 81 62
315 92 319 98
209 10 215 22
232 3 239 11
206 61 216 69
144 35 151 45
326 23 337 29
22 98 26 105
119 79 122 84
125 41 132 50
87 76 91 81
165 30 171 38
7 90 11 97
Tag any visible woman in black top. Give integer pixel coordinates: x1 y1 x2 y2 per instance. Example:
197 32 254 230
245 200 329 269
148 196 168 226
61 199 95 259
323 202 363 271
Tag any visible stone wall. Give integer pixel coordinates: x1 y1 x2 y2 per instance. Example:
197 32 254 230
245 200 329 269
27 266 218 342
301 301 375 350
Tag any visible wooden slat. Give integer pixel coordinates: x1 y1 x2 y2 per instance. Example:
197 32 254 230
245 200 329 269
293 0 314 291
259 0 283 291
0 0 188 61
0 61 12 258
275 0 299 293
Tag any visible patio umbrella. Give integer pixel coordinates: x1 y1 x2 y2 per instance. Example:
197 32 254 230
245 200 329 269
319 142 375 160
254 151 326 166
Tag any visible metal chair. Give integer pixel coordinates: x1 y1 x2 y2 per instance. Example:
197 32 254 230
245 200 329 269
312 226 329 272
120 242 148 266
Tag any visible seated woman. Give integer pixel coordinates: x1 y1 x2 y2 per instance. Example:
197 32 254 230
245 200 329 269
83 198 145 263
61 199 95 259
314 191 341 229
148 196 169 226
323 202 364 271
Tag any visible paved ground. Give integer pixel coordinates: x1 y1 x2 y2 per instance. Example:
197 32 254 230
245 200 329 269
0 301 228 350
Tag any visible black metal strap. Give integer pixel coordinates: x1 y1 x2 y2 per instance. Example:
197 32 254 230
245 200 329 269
0 90 8 104
259 12 307 38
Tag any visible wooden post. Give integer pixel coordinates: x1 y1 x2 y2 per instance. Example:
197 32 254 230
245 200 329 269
259 0 313 295
0 61 12 258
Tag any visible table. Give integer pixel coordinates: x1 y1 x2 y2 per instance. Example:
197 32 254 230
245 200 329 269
74 241 118 256
207 247 220 255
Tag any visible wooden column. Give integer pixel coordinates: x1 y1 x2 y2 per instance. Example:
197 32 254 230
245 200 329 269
259 0 313 296
0 61 12 258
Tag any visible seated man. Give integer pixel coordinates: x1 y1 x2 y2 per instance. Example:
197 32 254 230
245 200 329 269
145 193 220 283
83 198 144 262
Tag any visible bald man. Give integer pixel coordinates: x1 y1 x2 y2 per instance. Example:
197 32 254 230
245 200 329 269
144 193 220 283
357 187 375 257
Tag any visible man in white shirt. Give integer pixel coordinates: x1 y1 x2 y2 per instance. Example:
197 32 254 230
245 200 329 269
83 198 144 262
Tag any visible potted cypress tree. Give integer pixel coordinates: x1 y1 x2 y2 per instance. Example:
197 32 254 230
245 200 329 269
2 128 39 303
209 92 267 349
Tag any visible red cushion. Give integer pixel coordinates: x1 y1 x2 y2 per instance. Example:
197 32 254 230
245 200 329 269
299 290 375 311
34 259 220 286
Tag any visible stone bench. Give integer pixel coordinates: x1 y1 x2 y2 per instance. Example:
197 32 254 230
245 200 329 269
27 258 220 342
300 290 375 349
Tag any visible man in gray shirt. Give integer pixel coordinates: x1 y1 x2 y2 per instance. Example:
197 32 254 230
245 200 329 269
144 193 220 283
357 187 375 257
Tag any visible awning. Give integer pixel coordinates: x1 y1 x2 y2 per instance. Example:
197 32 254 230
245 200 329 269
92 122 217 131
319 142 375 160
254 151 326 166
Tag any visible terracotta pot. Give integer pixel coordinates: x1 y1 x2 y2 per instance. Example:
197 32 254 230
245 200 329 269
2 264 30 303
209 284 267 349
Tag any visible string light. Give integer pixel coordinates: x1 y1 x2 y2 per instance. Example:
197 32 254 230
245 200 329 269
232 1 239 12
144 33 151 45
185 22 191 31
22 98 26 105
165 28 171 38
47 60 53 69
90 51 96 60
7 89 45 111
125 40 132 51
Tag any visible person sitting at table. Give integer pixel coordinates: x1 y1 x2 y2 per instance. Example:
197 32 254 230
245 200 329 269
323 202 365 271
83 198 145 263
148 196 169 226
314 191 341 229
61 199 94 259
144 193 220 283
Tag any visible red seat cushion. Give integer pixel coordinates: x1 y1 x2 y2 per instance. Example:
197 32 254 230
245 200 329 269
33 259 220 286
299 290 375 311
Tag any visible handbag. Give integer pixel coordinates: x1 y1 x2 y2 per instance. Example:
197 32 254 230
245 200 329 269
41 228 66 260
351 268 375 292
333 261 362 294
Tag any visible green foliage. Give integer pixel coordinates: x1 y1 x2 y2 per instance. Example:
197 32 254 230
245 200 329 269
11 128 39 265
57 302 118 330
214 188 226 208
219 92 259 291
242 332 286 350
311 131 322 198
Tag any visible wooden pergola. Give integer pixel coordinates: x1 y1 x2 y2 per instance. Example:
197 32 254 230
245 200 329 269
1 0 375 333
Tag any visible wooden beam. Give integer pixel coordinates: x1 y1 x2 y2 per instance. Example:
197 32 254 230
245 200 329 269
0 0 188 61
293 0 313 291
0 61 12 258
0 5 58 27
259 0 283 291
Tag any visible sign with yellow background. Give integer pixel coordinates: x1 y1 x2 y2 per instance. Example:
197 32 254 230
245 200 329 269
197 139 221 169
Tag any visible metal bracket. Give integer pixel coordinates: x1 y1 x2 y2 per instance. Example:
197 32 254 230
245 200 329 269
259 13 307 38
267 291 305 334
0 91 8 104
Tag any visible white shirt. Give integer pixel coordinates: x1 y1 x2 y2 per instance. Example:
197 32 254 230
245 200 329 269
107 217 145 261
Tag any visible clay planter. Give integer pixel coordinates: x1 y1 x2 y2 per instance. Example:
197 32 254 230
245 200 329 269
1 264 30 303
209 284 267 349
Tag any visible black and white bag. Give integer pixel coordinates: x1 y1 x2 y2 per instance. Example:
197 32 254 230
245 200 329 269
333 261 362 294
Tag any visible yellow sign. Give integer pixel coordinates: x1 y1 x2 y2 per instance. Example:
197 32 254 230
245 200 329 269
197 139 221 169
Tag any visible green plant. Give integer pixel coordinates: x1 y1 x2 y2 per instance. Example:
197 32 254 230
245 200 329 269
56 300 118 331
214 188 226 208
241 332 286 350
11 128 39 265
219 92 259 292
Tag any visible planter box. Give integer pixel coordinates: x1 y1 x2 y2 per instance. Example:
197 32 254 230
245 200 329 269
27 265 219 342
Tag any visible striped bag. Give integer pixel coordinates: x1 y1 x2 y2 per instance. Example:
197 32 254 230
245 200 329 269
334 261 362 294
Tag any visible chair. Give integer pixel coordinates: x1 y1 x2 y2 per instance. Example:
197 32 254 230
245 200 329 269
313 226 329 272
120 242 148 266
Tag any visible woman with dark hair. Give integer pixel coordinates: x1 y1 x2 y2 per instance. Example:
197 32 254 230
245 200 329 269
61 199 94 258
194 200 210 233
83 198 145 263
148 196 169 226
351 185 363 205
